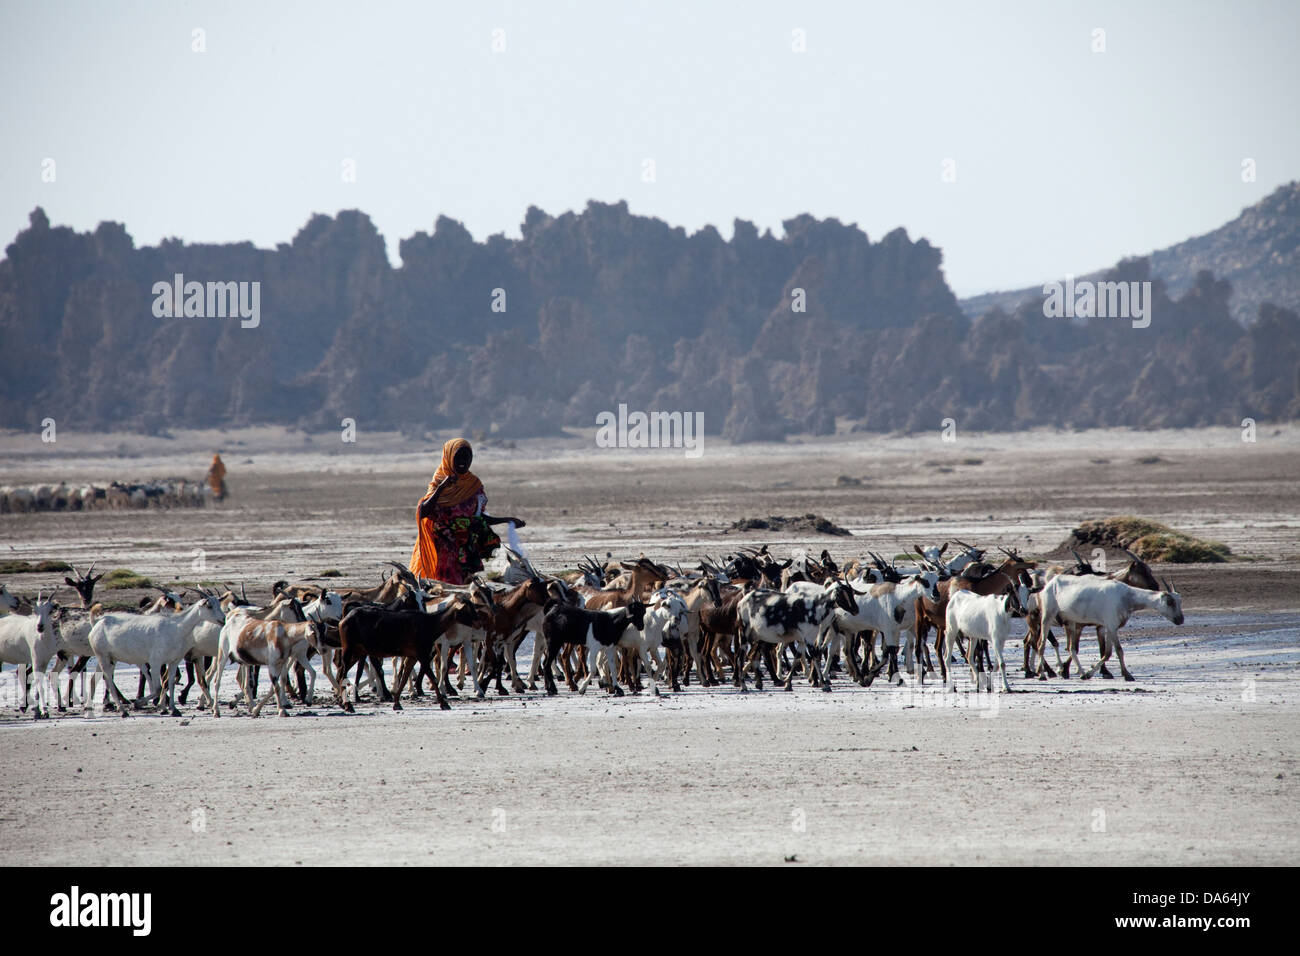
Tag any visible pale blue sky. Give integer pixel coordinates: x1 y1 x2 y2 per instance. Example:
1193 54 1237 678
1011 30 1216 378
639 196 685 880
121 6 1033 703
2 0 1297 296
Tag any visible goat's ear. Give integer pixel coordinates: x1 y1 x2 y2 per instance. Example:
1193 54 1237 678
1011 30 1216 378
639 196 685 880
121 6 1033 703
64 577 77 587
938 543 949 556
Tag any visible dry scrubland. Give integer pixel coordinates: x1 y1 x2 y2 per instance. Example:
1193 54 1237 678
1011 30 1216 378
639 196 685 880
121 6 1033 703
0 425 1297 865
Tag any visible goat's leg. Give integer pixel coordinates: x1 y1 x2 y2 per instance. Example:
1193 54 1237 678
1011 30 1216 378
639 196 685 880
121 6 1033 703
943 627 958 693
527 633 543 690
1096 626 1114 679
748 641 765 692
933 623 948 684
1024 612 1040 678
639 646 661 696
145 660 164 713
543 639 560 696
99 659 132 716
505 631 527 693
437 643 459 698
337 651 358 712
1082 626 1117 681
815 634 833 692
249 666 277 717
392 658 411 700
993 633 1011 693
369 656 391 701
207 655 224 717
782 642 799 692
577 644 598 695
452 646 467 691
423 650 451 710
155 661 181 716
351 659 365 702
319 649 345 703
176 659 194 705
295 648 317 705
466 637 487 701
51 654 67 711
1065 624 1085 680
605 644 624 697
389 657 411 711
1111 629 1135 682
562 645 579 692
292 660 309 700
239 664 258 711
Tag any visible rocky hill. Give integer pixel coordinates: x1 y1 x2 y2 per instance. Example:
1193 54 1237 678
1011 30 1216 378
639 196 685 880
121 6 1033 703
1 200 1297 439
961 181 1300 325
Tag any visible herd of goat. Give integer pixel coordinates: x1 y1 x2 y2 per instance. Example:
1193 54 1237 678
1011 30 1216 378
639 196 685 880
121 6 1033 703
0 540 1186 719
0 479 208 513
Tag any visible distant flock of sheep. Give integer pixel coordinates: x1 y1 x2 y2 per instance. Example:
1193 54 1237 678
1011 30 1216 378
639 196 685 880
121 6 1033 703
0 479 207 513
0 539 1186 719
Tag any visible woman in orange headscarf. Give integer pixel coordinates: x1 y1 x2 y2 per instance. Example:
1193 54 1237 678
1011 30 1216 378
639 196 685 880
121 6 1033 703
408 438 525 584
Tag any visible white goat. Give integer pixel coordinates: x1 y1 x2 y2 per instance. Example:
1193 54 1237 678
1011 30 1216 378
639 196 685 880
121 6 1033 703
1036 576 1184 681
830 574 939 685
943 587 1026 693
606 587 686 696
89 594 225 716
0 592 59 717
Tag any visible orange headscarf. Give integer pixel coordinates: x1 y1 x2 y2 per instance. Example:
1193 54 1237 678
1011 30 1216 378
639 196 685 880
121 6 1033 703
409 438 485 580
424 438 484 507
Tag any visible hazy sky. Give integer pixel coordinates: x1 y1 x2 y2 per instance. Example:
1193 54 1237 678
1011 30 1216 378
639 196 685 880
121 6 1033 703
2 0 1297 296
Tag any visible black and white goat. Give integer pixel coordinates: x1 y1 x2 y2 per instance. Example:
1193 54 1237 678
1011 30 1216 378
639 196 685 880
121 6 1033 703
540 600 647 697
735 581 857 692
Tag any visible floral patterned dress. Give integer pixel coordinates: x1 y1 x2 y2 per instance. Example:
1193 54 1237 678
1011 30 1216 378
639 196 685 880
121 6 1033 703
424 491 500 585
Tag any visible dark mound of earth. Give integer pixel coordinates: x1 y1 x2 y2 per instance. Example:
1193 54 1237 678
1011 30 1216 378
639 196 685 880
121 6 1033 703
728 513 852 536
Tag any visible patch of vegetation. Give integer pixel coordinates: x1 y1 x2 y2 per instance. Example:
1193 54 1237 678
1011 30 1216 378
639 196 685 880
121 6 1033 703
1128 533 1231 563
0 559 73 574
1066 516 1231 563
101 568 153 589
316 569 343 577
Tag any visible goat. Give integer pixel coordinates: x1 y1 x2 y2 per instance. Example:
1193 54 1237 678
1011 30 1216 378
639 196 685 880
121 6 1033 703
0 583 20 613
1023 550 1160 679
585 557 667 611
0 591 59 717
454 575 544 698
45 562 104 709
918 552 1036 684
336 598 487 712
540 600 647 696
830 572 939 686
735 581 856 692
1035 576 1184 681
206 609 298 717
89 592 225 717
943 583 1032 693
619 587 687 695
